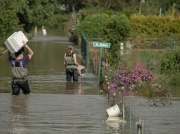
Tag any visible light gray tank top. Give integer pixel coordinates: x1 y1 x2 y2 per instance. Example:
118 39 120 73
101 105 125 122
65 53 77 68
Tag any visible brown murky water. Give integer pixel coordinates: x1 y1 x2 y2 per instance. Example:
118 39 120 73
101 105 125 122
0 93 128 134
0 31 128 134
0 33 98 95
0 30 180 134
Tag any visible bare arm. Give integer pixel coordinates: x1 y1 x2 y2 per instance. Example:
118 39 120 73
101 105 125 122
73 53 78 66
23 41 34 59
64 53 67 67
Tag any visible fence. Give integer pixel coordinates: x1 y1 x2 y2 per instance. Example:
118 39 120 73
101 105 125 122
124 95 180 134
116 45 180 133
81 32 89 70
80 33 180 133
101 46 180 134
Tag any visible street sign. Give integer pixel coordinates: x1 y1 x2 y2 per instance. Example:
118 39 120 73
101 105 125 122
92 41 111 94
93 42 111 48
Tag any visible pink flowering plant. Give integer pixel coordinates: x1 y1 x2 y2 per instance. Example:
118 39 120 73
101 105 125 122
102 64 171 99
108 65 153 92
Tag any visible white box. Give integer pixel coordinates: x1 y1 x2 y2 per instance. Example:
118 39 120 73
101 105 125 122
4 31 28 53
77 65 86 76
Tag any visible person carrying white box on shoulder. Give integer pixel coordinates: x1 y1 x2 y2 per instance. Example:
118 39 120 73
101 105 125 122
8 41 34 95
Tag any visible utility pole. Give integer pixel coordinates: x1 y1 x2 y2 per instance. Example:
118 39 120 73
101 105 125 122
139 0 145 15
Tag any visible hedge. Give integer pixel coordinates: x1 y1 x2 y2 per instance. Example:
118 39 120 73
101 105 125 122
130 15 180 39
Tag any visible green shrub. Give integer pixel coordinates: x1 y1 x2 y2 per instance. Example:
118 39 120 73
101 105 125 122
103 14 131 66
76 13 109 38
169 74 180 86
160 48 180 72
130 15 180 39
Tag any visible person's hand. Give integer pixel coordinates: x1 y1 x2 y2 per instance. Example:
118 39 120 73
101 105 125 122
75 63 79 67
22 41 27 47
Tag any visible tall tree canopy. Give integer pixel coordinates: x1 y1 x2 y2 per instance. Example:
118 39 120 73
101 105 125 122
58 0 180 14
18 0 58 32
0 0 59 42
0 0 21 41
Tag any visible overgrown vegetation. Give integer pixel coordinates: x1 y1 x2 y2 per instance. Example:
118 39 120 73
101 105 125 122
103 14 131 66
160 48 180 87
70 0 180 100
0 0 68 47
0 0 179 99
130 15 180 39
76 13 109 38
161 48 180 72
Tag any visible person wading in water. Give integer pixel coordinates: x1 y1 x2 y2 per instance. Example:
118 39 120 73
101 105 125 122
64 45 78 81
8 41 34 95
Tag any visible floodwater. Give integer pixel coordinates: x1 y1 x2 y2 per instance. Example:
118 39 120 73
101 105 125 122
0 32 98 94
0 30 128 134
0 29 180 134
124 96 180 134
0 94 127 134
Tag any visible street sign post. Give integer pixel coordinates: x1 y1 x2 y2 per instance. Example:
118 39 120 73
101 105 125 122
93 42 111 94
93 42 111 48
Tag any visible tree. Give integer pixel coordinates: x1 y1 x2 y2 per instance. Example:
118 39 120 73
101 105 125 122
58 0 85 12
26 0 58 32
76 13 109 38
0 0 22 42
103 13 131 66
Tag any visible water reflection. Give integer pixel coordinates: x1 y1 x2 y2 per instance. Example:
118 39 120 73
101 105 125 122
66 81 84 94
9 95 31 134
105 122 125 134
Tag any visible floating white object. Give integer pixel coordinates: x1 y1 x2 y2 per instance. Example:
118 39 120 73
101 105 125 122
4 31 28 53
42 29 47 35
105 116 126 123
77 65 86 76
106 104 121 117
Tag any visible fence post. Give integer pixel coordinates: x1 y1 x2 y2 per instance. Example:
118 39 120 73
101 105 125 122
122 87 125 119
130 107 132 134
137 119 144 134
81 32 89 72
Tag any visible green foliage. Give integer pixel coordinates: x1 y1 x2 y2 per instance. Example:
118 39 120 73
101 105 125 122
27 0 58 28
0 0 60 44
77 7 105 23
159 48 180 87
137 83 170 99
0 0 22 42
63 0 180 16
103 14 131 66
54 12 69 26
169 73 180 86
103 14 131 43
0 0 66 45
76 13 109 38
76 12 131 67
160 48 180 72
130 15 180 39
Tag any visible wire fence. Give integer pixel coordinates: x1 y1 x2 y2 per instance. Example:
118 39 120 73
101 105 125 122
80 33 180 133
101 47 180 133
81 32 89 70
120 44 180 134
124 95 180 134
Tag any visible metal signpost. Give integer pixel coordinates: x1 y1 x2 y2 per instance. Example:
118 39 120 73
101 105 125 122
93 42 111 94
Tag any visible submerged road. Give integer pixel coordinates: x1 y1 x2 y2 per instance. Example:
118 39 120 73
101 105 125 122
0 33 129 134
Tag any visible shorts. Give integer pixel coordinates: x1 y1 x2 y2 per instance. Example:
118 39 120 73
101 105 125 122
11 79 31 95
